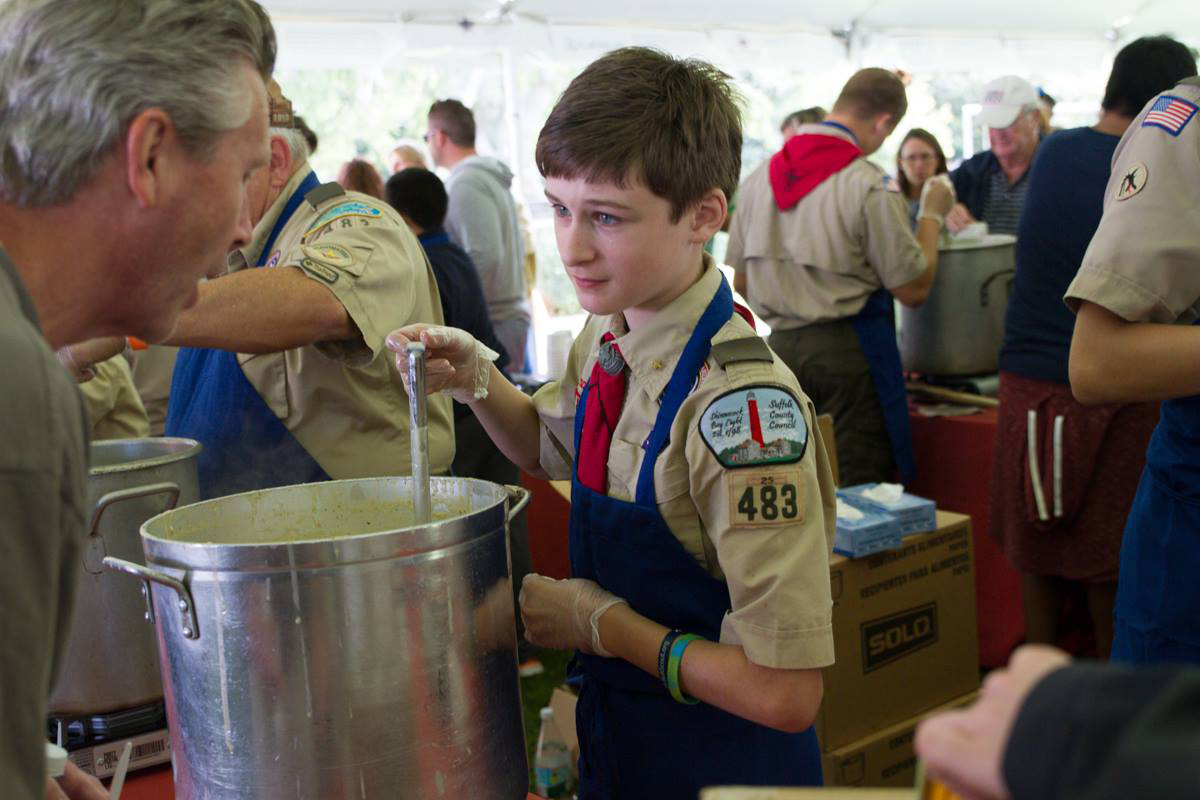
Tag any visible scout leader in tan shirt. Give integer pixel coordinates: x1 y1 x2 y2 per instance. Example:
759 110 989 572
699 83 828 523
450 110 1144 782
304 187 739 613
164 85 452 499
1067 77 1200 662
727 68 952 486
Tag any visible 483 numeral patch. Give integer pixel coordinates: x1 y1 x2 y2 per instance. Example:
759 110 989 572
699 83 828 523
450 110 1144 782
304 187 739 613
728 469 804 527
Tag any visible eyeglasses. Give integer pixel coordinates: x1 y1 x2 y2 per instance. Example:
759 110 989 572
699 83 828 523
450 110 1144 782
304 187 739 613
901 153 935 164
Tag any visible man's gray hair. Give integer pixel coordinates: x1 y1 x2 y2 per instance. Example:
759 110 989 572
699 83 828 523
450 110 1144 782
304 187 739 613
272 127 311 168
0 0 276 207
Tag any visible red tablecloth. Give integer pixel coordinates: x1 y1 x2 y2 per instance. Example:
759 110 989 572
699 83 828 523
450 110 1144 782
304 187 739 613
907 407 1023 667
121 766 542 800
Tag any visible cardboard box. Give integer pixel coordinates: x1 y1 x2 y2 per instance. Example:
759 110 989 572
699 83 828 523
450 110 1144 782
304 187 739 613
822 691 978 788
834 493 903 558
840 484 937 537
817 511 979 752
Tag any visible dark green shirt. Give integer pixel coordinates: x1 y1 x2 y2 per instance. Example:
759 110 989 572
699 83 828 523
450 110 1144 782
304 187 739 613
0 248 89 798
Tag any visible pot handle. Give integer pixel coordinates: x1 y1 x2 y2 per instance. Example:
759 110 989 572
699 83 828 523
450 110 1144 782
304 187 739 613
88 481 182 537
978 268 1015 308
102 556 199 640
503 485 532 523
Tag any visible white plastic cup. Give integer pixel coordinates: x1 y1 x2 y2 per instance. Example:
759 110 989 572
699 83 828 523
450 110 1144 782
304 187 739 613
546 330 573 380
45 741 68 778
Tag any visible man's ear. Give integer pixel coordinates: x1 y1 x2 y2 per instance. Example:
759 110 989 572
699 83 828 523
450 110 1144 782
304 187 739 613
269 135 293 190
689 188 728 243
125 108 173 209
874 113 896 138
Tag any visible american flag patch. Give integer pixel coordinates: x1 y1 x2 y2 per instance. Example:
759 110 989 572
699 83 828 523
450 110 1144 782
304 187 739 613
1142 95 1198 136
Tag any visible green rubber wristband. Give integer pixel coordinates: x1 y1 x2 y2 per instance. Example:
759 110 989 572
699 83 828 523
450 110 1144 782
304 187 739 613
666 633 703 705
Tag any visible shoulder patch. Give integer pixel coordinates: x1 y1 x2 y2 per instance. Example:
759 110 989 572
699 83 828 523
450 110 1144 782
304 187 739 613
299 257 339 285
304 201 384 236
698 385 807 468
1141 95 1198 136
305 181 345 208
301 243 354 268
710 337 773 368
883 174 901 193
1115 162 1148 201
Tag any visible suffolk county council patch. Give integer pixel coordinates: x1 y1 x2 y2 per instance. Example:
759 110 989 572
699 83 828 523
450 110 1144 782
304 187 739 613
699 386 807 468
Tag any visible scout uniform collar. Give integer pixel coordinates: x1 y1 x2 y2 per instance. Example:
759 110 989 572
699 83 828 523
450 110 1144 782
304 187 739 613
229 162 315 271
605 256 725 403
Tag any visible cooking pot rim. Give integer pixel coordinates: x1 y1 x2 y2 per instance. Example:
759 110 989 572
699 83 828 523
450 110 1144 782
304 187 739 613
89 437 203 477
138 475 514 570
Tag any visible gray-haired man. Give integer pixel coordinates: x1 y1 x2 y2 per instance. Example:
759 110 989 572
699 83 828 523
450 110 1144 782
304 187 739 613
0 2 276 797
947 75 1043 235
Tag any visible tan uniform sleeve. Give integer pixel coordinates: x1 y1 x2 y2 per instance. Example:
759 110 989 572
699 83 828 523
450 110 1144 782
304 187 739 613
681 366 836 669
78 355 150 439
288 214 428 365
1067 87 1200 323
862 184 927 290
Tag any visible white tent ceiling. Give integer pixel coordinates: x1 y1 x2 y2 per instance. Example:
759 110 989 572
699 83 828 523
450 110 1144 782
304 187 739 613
261 0 1198 40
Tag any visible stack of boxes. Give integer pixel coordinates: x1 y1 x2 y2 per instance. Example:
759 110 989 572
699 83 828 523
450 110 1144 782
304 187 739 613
817 510 981 787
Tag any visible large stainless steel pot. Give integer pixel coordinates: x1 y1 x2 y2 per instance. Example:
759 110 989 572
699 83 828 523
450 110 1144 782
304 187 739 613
899 233 1016 376
105 477 531 800
48 438 201 714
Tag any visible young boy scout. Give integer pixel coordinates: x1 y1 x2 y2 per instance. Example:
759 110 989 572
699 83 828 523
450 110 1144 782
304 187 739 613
389 47 836 797
1067 76 1200 664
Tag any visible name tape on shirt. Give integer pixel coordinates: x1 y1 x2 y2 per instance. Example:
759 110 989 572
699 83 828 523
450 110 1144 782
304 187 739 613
1115 162 1148 201
1141 95 1198 137
699 386 807 468
299 257 339 285
728 469 804 527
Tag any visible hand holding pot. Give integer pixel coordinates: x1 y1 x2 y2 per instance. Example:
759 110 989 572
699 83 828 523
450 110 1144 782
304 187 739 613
520 574 627 656
386 324 499 404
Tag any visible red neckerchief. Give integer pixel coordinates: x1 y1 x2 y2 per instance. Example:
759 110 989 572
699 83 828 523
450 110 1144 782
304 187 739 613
769 129 863 211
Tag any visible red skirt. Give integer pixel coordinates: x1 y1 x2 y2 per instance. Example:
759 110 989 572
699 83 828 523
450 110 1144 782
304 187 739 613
989 372 1159 583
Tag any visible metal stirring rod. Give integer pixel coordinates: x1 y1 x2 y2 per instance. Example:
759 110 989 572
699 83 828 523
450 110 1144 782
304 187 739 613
406 341 433 524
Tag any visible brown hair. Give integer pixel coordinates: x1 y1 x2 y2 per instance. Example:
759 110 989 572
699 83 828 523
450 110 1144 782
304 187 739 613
895 129 948 197
832 68 908 123
427 99 476 148
535 46 743 222
780 106 827 134
337 158 384 200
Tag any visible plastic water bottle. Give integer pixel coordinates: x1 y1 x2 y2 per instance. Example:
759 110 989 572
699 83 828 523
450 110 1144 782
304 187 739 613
534 706 574 798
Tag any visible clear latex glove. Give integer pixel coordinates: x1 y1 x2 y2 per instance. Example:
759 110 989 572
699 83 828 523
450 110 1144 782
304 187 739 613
917 174 955 226
55 336 127 383
520 574 628 657
385 324 499 404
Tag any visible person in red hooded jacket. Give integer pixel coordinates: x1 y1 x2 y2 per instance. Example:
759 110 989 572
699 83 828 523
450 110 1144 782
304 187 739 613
727 68 954 485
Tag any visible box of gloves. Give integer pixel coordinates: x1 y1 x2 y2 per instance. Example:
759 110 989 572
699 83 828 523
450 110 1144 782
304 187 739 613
834 494 902 558
839 483 937 537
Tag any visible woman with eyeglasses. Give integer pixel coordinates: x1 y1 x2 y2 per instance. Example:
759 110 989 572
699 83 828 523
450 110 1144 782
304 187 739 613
896 128 951 229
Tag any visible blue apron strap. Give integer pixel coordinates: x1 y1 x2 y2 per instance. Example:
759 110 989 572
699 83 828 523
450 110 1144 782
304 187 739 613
635 279 734 506
257 170 320 265
849 288 916 482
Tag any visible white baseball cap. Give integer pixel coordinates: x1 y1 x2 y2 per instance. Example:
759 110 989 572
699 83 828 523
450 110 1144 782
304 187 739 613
977 75 1038 129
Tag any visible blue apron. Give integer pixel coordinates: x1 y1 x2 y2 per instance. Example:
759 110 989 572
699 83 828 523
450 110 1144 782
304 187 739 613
166 171 331 500
569 278 823 799
1112 373 1200 663
850 288 916 482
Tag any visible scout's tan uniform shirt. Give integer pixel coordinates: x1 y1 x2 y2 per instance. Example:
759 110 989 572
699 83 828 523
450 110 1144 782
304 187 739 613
228 164 454 478
1066 79 1200 323
532 262 837 669
726 124 926 330
78 354 150 440
129 345 177 436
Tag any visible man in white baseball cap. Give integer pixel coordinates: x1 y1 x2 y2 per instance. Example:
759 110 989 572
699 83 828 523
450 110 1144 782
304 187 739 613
947 75 1042 234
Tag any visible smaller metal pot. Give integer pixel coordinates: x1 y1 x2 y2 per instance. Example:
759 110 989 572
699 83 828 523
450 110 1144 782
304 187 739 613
48 438 201 715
